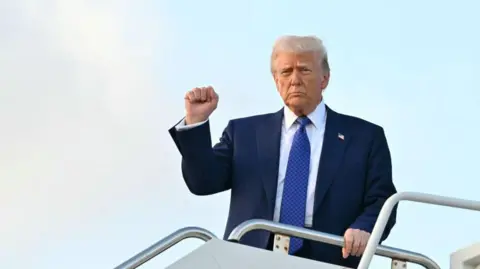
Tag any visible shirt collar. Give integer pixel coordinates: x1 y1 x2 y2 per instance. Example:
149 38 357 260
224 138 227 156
283 100 326 130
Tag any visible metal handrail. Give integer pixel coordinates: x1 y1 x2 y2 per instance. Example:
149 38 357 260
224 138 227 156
228 219 441 269
358 191 480 269
114 227 217 269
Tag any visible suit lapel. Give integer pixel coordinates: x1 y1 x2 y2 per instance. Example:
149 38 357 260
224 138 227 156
256 109 283 218
314 106 350 214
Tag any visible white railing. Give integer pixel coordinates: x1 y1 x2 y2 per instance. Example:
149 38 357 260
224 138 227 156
114 191 480 269
114 227 216 269
228 219 440 269
358 192 480 269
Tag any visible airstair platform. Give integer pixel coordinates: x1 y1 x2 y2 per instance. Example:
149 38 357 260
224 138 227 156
114 192 480 269
167 238 348 269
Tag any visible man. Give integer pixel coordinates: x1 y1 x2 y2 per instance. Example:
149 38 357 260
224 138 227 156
168 35 397 268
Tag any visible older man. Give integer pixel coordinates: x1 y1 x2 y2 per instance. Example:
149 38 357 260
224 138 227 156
168 35 397 268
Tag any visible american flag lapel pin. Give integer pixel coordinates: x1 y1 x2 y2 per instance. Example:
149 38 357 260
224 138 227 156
338 133 345 141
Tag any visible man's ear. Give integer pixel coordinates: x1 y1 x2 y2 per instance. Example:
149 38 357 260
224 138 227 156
321 72 330 90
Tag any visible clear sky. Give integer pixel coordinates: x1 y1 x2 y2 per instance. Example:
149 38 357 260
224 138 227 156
1 0 479 268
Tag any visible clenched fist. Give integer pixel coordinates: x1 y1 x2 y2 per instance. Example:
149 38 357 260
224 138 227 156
184 86 219 125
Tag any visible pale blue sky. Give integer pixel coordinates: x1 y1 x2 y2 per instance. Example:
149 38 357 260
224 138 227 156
1 0 479 268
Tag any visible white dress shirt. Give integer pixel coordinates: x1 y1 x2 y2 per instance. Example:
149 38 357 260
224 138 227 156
175 101 327 227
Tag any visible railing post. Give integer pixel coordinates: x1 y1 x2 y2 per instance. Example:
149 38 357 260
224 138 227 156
272 234 290 254
391 259 407 269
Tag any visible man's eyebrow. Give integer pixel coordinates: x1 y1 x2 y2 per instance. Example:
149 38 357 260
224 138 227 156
280 66 293 71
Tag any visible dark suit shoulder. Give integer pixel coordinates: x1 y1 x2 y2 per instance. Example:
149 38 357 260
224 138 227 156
229 111 279 127
334 110 384 137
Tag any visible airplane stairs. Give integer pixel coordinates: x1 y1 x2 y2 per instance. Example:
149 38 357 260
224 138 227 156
113 192 480 269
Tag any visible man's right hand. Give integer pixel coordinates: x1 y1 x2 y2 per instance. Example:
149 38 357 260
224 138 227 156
184 86 219 125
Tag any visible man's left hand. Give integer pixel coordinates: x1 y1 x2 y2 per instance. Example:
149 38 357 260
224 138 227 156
342 228 371 258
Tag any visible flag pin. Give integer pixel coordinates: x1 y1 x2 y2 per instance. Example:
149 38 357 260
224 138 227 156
338 133 345 140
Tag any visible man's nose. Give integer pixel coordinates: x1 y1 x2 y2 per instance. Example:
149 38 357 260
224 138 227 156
290 72 302 85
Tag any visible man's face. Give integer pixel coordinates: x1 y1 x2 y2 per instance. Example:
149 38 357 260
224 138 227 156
273 52 329 114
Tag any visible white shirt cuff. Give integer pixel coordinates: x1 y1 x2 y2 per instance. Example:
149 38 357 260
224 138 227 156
175 118 208 131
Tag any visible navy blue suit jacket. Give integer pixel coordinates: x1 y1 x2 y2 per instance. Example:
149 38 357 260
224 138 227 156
169 106 397 268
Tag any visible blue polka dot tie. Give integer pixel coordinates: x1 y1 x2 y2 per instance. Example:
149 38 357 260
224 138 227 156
279 116 311 254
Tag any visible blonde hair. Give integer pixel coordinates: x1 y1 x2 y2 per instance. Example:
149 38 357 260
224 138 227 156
271 35 330 73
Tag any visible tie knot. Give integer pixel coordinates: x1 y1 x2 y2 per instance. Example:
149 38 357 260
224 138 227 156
297 116 311 127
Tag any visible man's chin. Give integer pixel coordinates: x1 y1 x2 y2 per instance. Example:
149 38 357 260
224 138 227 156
286 96 306 106
285 98 309 114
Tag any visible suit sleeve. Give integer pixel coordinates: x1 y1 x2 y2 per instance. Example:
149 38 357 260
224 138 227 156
168 119 234 196
349 126 397 241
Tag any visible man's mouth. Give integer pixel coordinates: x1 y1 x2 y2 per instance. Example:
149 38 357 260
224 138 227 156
289 92 305 97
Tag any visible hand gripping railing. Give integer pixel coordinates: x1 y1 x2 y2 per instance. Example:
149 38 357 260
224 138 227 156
114 227 216 269
228 219 441 269
358 191 480 269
